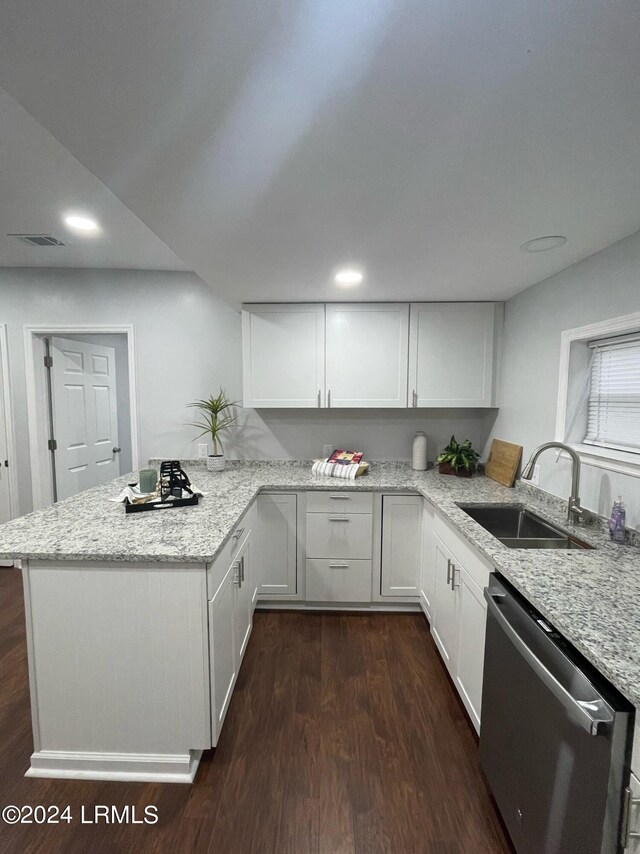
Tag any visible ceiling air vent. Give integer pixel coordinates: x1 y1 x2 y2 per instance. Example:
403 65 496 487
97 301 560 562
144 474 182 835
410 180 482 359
8 234 65 247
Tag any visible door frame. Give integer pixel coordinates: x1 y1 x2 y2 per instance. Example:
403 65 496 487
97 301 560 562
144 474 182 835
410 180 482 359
24 324 140 510
0 324 19 519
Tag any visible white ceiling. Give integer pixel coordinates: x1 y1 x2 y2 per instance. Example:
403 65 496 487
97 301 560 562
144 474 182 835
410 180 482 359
0 88 188 271
0 0 639 302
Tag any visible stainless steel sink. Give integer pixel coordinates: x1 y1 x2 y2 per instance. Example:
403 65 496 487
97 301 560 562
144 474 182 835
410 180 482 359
456 503 594 550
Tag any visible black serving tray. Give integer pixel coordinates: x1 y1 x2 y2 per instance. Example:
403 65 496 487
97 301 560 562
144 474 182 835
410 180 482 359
124 494 199 513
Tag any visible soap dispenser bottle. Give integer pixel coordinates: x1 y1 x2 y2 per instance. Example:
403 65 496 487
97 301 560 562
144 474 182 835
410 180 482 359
609 496 626 544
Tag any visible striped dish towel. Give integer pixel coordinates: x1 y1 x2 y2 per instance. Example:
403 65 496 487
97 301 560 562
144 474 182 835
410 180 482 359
311 459 368 480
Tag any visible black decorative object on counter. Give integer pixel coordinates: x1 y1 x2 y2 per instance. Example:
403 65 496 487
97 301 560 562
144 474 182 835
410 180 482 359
124 460 199 513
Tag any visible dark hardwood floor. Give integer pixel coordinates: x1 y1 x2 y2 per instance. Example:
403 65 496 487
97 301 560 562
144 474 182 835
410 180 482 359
0 566 512 854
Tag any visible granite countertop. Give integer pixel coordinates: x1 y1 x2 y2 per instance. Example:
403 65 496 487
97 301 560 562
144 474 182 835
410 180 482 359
0 460 639 705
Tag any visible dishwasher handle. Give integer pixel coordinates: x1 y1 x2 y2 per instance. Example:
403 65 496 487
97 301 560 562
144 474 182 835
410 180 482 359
484 589 614 737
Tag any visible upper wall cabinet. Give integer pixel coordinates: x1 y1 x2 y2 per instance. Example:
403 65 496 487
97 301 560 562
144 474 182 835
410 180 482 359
242 304 325 408
242 302 501 408
326 303 409 407
408 303 499 408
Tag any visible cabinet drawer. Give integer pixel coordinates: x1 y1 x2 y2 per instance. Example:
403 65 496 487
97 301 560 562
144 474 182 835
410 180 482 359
306 559 372 602
306 491 373 514
305 512 373 559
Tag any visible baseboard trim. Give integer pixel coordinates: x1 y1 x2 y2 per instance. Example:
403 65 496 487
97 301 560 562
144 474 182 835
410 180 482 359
26 749 202 784
256 602 421 613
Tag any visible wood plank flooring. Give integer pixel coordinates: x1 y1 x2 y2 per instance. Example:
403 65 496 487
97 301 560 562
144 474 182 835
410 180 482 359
0 567 512 854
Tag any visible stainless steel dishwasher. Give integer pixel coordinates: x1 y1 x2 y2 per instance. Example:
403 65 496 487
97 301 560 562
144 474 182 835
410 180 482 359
480 574 634 854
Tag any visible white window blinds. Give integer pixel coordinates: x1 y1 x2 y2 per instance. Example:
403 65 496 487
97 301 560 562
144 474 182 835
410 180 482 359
585 334 640 453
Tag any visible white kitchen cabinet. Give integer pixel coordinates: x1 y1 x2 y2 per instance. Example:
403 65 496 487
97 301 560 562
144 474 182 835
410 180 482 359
627 773 640 853
454 567 487 732
431 511 493 733
242 304 325 407
380 494 423 597
430 533 459 672
255 493 298 596
233 533 252 663
408 302 499 407
209 563 237 743
419 500 435 619
325 303 409 407
305 558 372 602
306 512 373 561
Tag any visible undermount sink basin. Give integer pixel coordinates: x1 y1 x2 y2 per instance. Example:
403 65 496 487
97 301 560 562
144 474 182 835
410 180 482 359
456 503 594 550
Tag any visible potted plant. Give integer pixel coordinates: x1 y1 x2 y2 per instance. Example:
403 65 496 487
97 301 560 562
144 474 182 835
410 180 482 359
436 435 480 478
188 390 238 472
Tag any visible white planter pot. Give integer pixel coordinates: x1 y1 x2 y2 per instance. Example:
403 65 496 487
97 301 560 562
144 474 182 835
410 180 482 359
207 455 226 473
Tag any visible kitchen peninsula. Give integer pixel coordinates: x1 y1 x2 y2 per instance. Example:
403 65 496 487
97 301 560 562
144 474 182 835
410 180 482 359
0 461 638 785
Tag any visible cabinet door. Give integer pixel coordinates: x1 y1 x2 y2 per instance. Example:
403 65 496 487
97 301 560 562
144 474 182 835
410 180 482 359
242 304 325 407
326 303 409 407
234 535 252 664
430 534 458 675
419 501 436 619
627 773 640 854
380 495 423 596
209 564 236 744
408 303 496 407
256 493 297 596
454 568 487 733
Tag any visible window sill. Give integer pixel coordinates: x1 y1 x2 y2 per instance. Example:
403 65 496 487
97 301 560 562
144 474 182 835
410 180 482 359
559 444 640 479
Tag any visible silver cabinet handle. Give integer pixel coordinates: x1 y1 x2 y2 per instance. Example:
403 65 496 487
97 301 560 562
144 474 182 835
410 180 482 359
240 556 245 583
233 560 241 588
317 389 321 407
484 590 614 736
451 565 459 590
232 527 245 541
329 563 349 568
328 517 350 522
411 390 417 407
446 558 452 585
329 495 350 500
327 389 331 407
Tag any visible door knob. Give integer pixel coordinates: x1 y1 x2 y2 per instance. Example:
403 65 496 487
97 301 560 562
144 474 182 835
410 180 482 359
113 447 122 453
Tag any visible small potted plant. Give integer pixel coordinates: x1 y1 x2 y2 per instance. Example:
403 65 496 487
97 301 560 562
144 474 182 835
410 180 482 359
188 390 238 472
436 435 480 478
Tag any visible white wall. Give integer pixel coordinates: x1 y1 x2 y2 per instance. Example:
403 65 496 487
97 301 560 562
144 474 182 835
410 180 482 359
233 408 488 464
486 229 640 531
0 268 242 514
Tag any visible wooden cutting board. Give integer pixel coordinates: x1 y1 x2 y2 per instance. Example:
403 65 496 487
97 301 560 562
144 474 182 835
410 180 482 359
485 439 523 487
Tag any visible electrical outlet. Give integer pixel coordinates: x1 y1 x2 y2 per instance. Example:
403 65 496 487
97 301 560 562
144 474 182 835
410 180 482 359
322 444 333 459
530 464 541 486
197 443 208 459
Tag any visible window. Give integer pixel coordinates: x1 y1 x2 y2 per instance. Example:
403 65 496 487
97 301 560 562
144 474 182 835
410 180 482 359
556 312 640 476
584 335 640 454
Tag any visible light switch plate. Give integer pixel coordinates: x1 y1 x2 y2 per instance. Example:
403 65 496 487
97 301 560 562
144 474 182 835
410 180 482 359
322 444 333 459
197 443 208 459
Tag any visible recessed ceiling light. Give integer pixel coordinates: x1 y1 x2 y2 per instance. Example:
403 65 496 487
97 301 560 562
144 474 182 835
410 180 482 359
520 235 567 253
334 266 364 285
63 213 100 233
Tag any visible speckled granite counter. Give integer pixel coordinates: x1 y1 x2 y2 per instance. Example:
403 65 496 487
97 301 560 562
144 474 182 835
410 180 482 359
1 461 639 705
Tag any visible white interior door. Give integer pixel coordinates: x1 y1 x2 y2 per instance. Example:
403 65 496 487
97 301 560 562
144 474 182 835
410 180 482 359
50 336 120 500
0 348 11 523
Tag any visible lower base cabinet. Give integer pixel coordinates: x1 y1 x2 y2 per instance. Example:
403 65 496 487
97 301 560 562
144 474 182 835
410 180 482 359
381 494 423 596
429 511 491 734
305 558 372 602
256 493 297 597
208 521 254 745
